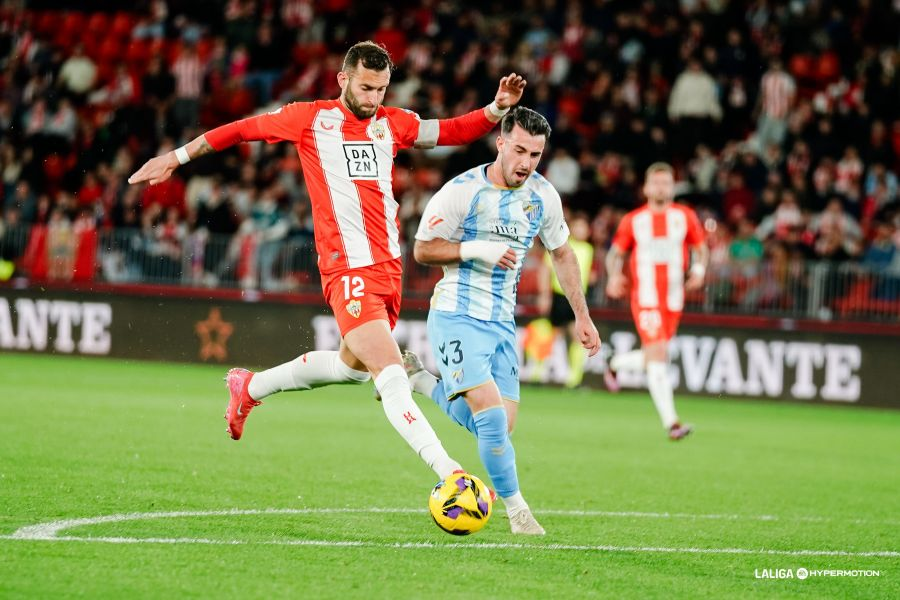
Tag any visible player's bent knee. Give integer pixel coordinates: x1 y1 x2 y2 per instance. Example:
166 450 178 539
463 384 503 415
333 355 371 383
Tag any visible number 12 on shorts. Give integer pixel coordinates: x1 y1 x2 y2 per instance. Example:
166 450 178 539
342 275 365 300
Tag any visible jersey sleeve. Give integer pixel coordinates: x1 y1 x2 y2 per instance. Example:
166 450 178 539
388 108 424 150
205 102 313 149
611 212 635 252
415 182 470 242
537 183 570 251
684 207 706 246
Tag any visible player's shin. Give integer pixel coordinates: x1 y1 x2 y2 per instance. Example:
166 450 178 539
428 380 477 433
646 361 678 429
247 351 370 400
472 406 524 515
375 364 462 478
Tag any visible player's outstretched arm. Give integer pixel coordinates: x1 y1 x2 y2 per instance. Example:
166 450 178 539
129 104 305 185
422 73 527 148
128 135 216 186
550 242 601 356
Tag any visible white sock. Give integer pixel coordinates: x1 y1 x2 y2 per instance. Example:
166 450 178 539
409 369 439 397
248 351 370 400
646 361 678 429
502 491 529 517
374 364 461 478
610 350 645 373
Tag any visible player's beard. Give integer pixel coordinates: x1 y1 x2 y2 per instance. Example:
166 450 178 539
648 196 672 211
343 86 378 119
499 156 531 188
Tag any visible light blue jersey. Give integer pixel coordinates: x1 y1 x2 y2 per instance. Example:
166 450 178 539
415 164 569 322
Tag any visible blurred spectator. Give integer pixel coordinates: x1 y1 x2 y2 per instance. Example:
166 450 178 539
56 44 96 98
667 58 722 159
545 147 579 196
730 218 764 270
756 59 796 150
722 171 755 224
246 22 287 105
172 43 204 131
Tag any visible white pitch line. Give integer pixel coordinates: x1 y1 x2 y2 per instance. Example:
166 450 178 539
2 508 898 558
1 533 897 558
9 507 899 541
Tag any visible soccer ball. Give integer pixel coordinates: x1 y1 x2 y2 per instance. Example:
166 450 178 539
428 472 493 535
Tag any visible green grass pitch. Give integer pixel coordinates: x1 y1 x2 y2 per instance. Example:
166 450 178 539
1 352 897 599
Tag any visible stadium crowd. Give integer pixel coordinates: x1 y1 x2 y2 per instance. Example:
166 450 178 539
0 0 899 314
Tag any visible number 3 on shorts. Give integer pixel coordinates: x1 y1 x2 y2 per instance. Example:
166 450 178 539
341 275 365 300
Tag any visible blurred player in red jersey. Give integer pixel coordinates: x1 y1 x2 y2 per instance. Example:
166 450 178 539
604 162 709 441
129 41 526 480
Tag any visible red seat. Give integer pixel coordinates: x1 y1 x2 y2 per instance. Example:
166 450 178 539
60 11 87 36
814 52 840 84
789 54 814 81
34 11 62 36
97 38 123 64
124 39 152 67
86 12 110 37
110 12 136 39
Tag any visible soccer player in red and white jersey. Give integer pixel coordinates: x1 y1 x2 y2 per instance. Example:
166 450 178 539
604 162 709 441
128 41 526 481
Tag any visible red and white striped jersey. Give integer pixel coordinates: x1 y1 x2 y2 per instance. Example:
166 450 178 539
252 99 426 274
760 69 796 119
612 203 705 312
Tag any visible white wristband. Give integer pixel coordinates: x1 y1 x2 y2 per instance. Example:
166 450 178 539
690 264 706 278
459 240 510 266
487 101 510 119
174 146 191 165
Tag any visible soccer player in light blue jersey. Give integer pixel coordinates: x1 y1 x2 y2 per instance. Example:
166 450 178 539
406 107 601 534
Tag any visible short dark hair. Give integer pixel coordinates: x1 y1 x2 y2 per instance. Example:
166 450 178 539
342 41 393 73
500 107 552 139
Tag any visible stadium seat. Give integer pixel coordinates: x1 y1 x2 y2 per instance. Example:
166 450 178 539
124 39 152 67
814 51 840 84
110 12 137 39
60 11 87 38
86 12 110 37
97 38 124 65
34 11 62 37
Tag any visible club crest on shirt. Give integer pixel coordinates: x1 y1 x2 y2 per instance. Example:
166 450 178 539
452 368 464 383
367 121 387 141
522 201 539 223
346 300 362 319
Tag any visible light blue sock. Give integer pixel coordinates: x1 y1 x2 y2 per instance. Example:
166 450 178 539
473 406 519 498
430 379 476 433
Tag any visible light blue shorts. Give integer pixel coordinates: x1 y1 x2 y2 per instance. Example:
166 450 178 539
426 310 520 402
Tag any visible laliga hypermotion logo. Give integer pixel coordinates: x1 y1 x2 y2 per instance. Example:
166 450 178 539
346 299 362 319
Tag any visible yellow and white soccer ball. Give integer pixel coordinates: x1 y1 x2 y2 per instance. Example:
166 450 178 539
428 472 493 535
